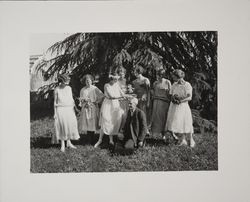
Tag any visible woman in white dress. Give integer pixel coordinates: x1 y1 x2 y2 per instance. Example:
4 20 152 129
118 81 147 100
165 69 195 147
94 74 125 148
54 74 80 152
117 66 129 130
117 66 128 113
78 74 104 142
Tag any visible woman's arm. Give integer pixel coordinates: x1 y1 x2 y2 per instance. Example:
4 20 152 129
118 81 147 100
166 80 172 98
69 87 76 106
78 88 84 107
180 82 192 103
54 89 58 107
104 84 114 99
118 84 125 98
138 110 147 143
151 81 156 99
179 94 192 103
53 89 58 118
145 78 151 107
69 87 80 114
95 87 105 103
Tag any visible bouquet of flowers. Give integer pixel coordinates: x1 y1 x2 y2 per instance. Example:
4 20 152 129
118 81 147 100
171 94 181 104
171 93 191 104
79 97 93 119
84 98 92 109
127 84 134 94
79 97 92 108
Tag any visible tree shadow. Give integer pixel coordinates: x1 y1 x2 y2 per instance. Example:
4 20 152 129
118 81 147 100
30 136 58 149
30 104 54 121
30 134 171 150
144 137 166 147
30 133 110 149
144 136 179 147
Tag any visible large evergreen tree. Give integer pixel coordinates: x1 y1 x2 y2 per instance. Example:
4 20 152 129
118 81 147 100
34 31 217 121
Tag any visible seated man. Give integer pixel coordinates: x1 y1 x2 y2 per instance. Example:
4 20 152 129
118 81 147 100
114 97 147 154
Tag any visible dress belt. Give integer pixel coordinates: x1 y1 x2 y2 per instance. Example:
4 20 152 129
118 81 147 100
153 97 170 102
55 104 74 107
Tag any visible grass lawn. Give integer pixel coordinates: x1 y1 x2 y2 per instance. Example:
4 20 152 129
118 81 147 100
30 116 218 173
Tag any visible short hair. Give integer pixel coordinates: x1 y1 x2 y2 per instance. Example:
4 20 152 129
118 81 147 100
172 69 185 79
129 97 138 105
80 74 94 85
117 66 126 75
157 69 166 77
57 74 70 83
134 65 144 75
108 73 120 81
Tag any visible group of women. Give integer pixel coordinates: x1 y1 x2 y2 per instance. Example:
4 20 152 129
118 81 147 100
53 66 195 152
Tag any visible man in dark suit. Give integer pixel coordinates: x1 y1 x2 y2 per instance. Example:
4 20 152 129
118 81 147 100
114 97 147 153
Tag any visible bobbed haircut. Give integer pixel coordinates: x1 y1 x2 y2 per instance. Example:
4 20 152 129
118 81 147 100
134 65 145 75
117 66 126 75
57 74 70 83
80 74 94 85
157 68 166 77
172 69 185 79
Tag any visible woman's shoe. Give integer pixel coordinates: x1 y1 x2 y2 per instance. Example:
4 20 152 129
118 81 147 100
60 146 65 152
178 138 188 146
67 143 77 149
189 138 196 148
109 141 114 146
163 135 167 143
94 141 102 148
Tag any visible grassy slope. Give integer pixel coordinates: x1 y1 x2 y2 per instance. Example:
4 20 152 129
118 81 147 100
30 117 218 173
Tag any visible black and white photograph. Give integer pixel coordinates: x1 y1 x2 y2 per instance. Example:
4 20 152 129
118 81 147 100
30 31 218 173
1 1 250 202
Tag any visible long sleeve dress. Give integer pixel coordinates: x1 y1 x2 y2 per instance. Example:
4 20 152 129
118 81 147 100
78 85 104 134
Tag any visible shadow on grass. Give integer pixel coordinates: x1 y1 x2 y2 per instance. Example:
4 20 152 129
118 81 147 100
30 136 58 149
30 133 176 152
30 133 116 149
144 138 165 146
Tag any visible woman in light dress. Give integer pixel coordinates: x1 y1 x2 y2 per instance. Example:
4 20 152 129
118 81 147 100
94 74 125 148
78 74 104 143
117 67 128 113
150 69 171 140
165 69 195 147
117 66 130 130
53 74 80 152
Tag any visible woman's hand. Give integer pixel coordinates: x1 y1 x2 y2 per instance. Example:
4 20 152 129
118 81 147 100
74 106 81 115
146 99 150 108
53 107 57 119
141 94 147 101
117 132 124 140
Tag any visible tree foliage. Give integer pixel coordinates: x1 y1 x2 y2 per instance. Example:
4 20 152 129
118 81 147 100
34 31 217 121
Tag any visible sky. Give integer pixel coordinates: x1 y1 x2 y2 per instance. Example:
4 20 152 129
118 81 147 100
29 33 71 56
